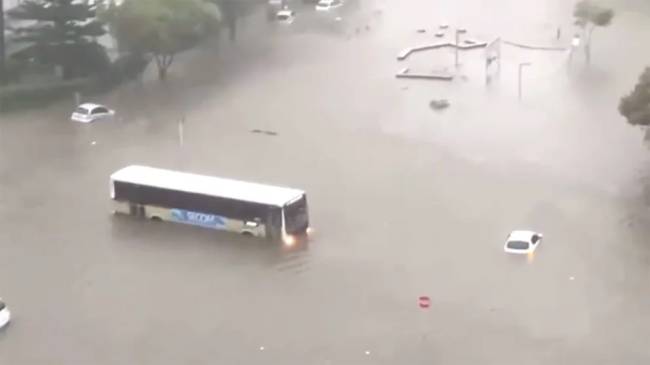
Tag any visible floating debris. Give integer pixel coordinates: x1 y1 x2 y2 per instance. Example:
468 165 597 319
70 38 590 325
429 99 450 110
251 129 278 136
418 296 431 308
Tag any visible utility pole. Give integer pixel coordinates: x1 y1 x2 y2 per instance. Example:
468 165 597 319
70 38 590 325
0 0 6 85
569 34 581 66
454 28 466 69
518 62 531 100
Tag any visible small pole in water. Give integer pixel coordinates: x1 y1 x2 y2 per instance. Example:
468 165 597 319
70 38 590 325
178 117 185 147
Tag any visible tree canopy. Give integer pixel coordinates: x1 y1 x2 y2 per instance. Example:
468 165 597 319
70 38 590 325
105 0 221 80
9 0 108 79
214 0 257 41
573 0 614 64
574 0 614 27
620 67 650 127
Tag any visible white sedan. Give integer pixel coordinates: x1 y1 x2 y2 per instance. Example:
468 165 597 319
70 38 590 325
316 0 343 11
0 299 10 329
504 230 543 254
71 103 115 123
276 9 295 24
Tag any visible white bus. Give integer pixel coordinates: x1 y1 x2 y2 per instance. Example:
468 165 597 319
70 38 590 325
110 165 310 245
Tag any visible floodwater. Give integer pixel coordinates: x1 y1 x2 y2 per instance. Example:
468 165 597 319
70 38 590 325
1 0 650 364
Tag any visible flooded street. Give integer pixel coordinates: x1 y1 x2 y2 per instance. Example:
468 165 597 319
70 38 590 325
1 0 650 364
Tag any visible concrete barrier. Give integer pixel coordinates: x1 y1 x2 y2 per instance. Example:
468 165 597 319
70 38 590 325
395 69 454 81
502 40 567 51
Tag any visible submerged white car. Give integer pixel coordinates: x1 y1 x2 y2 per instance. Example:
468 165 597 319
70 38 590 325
0 299 10 329
71 103 115 123
276 9 295 24
504 230 543 254
316 0 343 11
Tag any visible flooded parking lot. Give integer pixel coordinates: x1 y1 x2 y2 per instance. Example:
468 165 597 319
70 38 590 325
1 0 650 364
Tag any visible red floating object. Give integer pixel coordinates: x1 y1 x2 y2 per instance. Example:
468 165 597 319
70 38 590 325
418 296 430 309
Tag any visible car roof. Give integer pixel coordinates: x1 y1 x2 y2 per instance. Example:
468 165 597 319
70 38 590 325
78 103 104 110
508 230 537 241
277 10 292 15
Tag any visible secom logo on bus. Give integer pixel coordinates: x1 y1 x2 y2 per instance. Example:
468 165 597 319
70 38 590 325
171 209 225 228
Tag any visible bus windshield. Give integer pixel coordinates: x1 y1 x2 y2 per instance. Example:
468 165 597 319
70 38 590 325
284 195 309 234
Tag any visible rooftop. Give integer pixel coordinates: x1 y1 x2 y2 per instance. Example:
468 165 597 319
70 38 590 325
110 165 305 207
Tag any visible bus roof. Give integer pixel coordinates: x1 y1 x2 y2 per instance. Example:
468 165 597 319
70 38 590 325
110 165 305 207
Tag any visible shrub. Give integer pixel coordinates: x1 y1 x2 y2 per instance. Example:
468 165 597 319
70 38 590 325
0 79 92 113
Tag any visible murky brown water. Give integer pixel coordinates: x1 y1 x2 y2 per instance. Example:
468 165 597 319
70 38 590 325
1 0 650 364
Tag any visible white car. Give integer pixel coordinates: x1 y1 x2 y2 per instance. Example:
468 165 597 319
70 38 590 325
316 0 343 11
276 9 295 24
71 103 115 123
0 299 10 329
504 230 543 254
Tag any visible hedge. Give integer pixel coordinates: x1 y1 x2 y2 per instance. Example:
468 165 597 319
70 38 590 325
0 78 93 113
0 53 151 113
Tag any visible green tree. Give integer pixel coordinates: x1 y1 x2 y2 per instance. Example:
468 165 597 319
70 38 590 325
573 0 614 64
214 0 257 42
105 0 221 80
619 67 650 127
9 0 108 79
1 0 7 84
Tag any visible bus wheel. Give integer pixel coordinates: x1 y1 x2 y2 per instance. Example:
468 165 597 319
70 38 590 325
150 216 162 222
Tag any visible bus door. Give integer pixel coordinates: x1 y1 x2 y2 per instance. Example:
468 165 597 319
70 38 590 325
266 207 282 241
129 203 145 218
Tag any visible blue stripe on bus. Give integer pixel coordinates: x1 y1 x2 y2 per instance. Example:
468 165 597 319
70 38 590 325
170 209 227 229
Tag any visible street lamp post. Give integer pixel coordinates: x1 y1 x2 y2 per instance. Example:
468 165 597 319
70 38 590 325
454 29 460 68
518 62 531 100
569 34 581 65
454 28 466 69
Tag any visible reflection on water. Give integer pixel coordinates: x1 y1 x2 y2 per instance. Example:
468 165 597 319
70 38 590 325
109 214 312 275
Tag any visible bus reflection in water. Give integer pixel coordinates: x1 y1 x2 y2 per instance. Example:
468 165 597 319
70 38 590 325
109 165 310 245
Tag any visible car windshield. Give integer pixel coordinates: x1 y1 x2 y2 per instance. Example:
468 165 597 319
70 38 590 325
284 195 309 234
507 240 529 250
277 14 289 20
74 107 90 115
